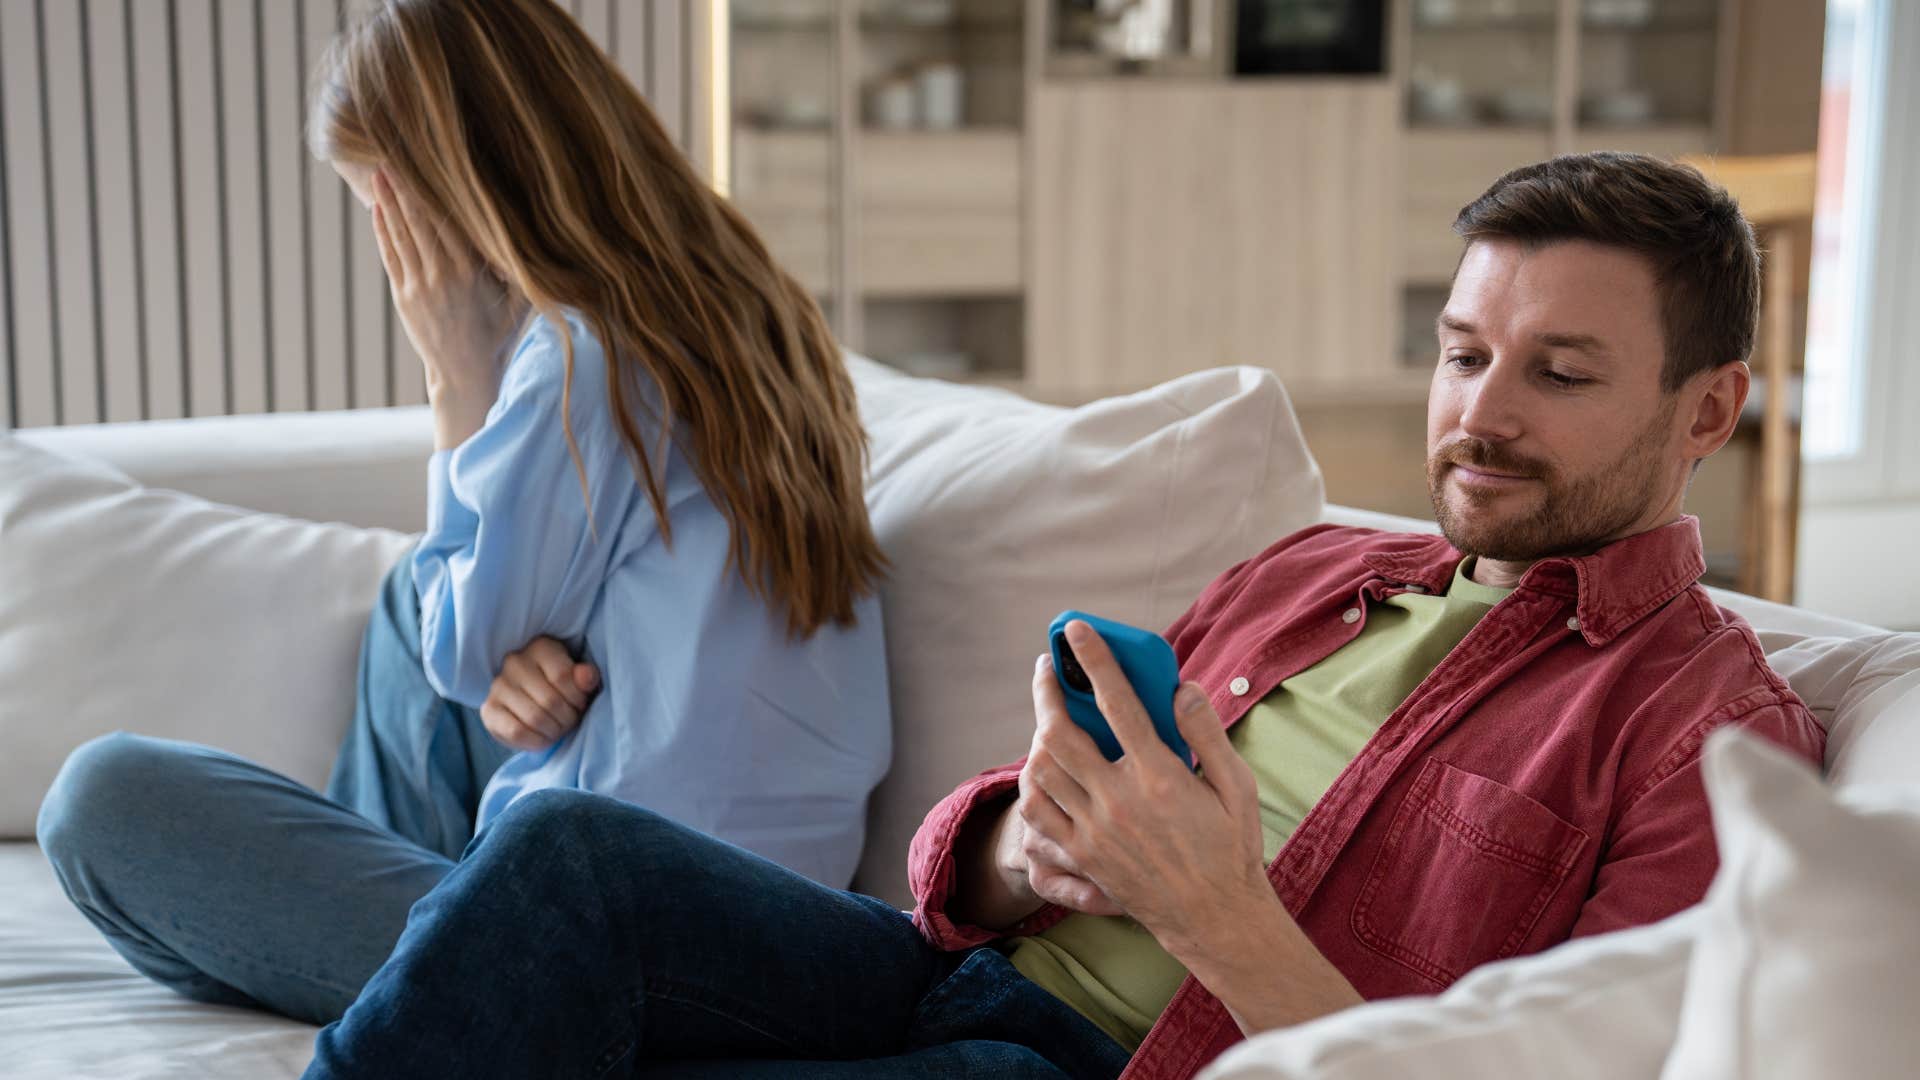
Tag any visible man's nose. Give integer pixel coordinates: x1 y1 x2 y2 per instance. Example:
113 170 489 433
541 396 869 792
1458 358 1527 442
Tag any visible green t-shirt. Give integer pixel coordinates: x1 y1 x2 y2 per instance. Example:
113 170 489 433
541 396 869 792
1004 559 1513 1048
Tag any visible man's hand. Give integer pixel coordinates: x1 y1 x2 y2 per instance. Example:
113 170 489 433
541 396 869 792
1022 621 1268 952
480 637 600 753
1023 620 1363 1034
1003 731 1126 917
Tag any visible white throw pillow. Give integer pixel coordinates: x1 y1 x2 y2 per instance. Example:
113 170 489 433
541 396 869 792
1659 728 1920 1080
1750 631 1920 787
848 357 1323 900
1198 900 1696 1079
0 435 416 837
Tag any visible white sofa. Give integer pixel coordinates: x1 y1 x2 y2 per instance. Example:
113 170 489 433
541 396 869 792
1 359 1913 1079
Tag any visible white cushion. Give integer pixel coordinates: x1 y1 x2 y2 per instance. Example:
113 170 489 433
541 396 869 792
1659 729 1920 1080
1199 908 1696 1080
848 357 1324 898
1751 632 1920 787
0 435 416 837
14 406 437 534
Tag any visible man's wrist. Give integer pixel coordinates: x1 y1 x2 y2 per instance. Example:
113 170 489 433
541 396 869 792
1160 880 1363 1035
991 809 1041 915
1144 868 1282 980
949 795 1043 931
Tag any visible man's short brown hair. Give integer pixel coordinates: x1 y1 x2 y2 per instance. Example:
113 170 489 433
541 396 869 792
1452 152 1760 392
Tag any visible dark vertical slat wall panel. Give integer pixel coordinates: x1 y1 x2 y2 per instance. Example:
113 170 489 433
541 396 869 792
347 167 386 409
0 33 13 431
0 0 697 427
650 1 685 148
262 0 308 412
220 0 268 414
576 0 611 54
75 0 108 422
132 0 185 419
3 0 58 427
87 0 145 422
174 0 227 418
46 0 100 424
303 0 350 411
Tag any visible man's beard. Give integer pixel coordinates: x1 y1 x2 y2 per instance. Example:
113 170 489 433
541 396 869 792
1426 401 1676 563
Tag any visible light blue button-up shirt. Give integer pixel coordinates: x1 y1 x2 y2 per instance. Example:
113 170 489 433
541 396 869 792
411 311 891 888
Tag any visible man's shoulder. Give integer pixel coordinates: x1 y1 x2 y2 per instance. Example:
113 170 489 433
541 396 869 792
1606 582 1822 770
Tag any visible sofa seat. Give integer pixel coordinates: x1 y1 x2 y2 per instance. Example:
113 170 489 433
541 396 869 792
0 843 317 1078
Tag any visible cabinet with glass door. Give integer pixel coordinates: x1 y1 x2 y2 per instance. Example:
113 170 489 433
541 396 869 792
726 0 1028 386
1399 0 1732 370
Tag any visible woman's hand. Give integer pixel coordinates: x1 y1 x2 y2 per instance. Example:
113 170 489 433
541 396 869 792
480 636 601 753
370 169 524 448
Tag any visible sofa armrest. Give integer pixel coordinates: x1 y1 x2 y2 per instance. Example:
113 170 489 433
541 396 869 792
15 407 434 533
1321 504 1440 535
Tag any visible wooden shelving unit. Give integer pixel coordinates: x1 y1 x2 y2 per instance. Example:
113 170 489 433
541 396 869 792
716 0 1815 418
1394 0 1736 367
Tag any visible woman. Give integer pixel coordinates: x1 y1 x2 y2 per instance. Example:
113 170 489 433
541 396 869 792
35 0 890 1028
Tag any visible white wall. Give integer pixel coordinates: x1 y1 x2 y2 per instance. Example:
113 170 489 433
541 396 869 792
1796 0 1920 630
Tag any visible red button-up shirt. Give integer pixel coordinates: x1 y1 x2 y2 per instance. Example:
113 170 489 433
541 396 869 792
909 518 1824 1080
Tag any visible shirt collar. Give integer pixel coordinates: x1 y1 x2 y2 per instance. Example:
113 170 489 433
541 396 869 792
1360 517 1707 647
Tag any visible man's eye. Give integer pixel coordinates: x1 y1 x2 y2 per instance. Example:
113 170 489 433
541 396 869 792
1445 353 1484 369
1543 370 1589 388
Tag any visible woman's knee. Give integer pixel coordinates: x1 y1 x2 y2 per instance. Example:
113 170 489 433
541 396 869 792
484 787 662 849
472 788 697 880
38 733 204 867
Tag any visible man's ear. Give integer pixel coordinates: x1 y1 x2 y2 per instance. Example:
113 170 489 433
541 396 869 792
1682 360 1751 461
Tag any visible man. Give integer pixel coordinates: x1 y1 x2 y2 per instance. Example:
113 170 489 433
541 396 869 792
302 152 1824 1080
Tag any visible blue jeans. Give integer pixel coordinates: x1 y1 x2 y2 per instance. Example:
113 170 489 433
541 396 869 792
35 556 507 1024
306 789 1130 1080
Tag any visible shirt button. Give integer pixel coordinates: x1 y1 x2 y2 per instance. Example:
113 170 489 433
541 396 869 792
1342 608 1362 624
1567 617 1582 632
1229 677 1250 696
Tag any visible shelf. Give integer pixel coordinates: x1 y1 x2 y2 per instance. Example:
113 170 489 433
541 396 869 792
859 14 1020 32
1412 17 1556 33
733 15 1020 33
1407 118 1553 133
732 16 832 33
1581 17 1716 33
731 127 1021 298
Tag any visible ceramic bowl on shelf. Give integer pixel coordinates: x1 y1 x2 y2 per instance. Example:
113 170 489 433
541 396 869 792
1583 0 1655 28
1489 87 1553 125
1409 78 1475 126
1581 89 1655 126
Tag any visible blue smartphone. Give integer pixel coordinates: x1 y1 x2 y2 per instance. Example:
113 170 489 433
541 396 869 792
1049 610 1193 768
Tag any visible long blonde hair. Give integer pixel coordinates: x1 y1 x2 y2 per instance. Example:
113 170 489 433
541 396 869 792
311 0 884 638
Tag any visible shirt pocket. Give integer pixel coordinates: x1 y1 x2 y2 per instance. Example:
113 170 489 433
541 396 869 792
1350 758 1589 988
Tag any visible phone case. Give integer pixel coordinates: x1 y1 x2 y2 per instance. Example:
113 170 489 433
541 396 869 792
1048 609 1193 768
